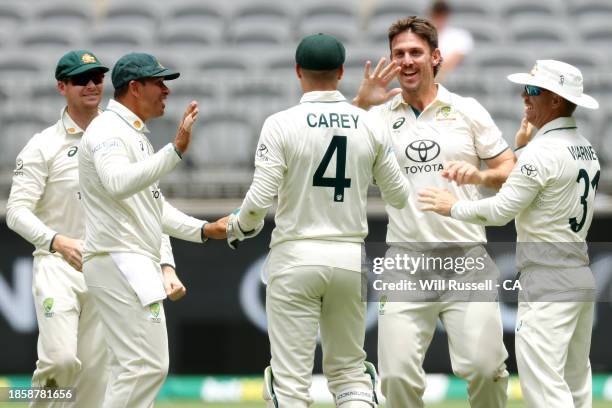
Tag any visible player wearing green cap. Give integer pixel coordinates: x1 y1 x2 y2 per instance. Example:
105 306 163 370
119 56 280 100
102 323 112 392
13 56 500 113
6 50 110 407
78 52 228 408
227 34 410 408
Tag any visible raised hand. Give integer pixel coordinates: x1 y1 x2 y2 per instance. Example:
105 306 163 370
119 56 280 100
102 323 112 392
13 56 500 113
515 117 534 149
174 100 199 154
353 58 402 110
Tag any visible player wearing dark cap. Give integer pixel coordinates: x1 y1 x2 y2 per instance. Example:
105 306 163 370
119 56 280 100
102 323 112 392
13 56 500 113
228 33 410 408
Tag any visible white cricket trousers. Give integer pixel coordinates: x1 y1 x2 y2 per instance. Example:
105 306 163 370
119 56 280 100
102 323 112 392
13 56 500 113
83 254 169 408
378 301 509 408
266 263 373 407
30 254 108 408
516 301 593 408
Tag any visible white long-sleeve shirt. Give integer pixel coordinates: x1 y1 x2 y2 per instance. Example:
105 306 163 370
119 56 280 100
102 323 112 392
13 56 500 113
452 117 599 269
6 108 85 256
238 91 410 271
79 99 204 263
371 85 509 245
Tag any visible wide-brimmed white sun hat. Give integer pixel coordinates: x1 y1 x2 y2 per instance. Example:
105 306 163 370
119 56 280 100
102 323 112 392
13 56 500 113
507 59 599 110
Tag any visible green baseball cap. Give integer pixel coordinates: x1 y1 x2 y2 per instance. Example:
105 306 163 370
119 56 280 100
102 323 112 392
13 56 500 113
55 50 109 80
295 33 345 71
112 52 180 89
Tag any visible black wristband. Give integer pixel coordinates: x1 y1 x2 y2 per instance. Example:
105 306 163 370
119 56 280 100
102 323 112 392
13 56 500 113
49 233 59 253
201 222 209 243
160 263 176 271
172 143 183 159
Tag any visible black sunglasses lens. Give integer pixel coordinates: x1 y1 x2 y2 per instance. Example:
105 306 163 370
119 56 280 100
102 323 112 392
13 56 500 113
71 74 103 86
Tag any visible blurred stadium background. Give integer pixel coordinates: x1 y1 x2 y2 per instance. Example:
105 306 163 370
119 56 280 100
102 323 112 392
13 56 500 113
0 0 612 405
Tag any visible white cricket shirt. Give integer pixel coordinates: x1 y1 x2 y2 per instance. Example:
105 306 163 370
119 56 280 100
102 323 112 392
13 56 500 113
371 85 509 245
79 99 204 264
238 90 410 272
7 108 85 255
452 117 599 269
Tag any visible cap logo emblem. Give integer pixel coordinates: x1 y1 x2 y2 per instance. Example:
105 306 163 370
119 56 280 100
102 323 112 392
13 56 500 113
559 75 565 86
529 64 538 76
81 53 97 64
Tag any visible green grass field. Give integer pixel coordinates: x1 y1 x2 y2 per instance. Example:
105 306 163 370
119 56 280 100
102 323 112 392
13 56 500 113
1 402 611 408
154 402 612 408
157 403 607 408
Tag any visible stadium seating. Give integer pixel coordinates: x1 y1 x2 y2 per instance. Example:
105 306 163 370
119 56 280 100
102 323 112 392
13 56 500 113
0 0 608 198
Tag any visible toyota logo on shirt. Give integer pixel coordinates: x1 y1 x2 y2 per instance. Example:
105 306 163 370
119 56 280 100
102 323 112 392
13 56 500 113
521 164 538 177
405 139 441 163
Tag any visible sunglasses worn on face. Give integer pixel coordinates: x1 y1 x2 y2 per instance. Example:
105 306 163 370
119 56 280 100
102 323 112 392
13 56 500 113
524 85 542 96
69 72 104 86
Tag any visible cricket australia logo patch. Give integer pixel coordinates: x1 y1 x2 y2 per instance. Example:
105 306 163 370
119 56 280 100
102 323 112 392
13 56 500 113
149 302 162 323
435 105 456 121
43 298 54 318
521 164 538 177
378 295 387 315
14 157 24 176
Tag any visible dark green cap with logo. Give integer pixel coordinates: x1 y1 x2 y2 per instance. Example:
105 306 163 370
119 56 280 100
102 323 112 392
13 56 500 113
295 33 345 71
111 52 180 89
55 50 109 80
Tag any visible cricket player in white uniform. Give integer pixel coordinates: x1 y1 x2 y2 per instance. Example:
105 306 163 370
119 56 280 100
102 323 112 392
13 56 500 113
420 60 600 408
226 34 410 408
353 17 514 407
6 50 109 407
78 53 228 408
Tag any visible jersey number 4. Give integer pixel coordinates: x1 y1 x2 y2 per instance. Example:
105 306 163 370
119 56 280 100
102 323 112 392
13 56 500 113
313 135 352 202
569 168 600 233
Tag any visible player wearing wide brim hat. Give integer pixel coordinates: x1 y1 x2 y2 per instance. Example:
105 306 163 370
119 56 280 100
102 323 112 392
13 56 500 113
419 58 600 408
507 59 599 110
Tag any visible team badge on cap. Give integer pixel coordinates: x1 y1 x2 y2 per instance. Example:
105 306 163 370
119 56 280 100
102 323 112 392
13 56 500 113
81 53 97 64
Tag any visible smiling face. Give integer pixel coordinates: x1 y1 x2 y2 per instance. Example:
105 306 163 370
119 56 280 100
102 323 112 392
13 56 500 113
522 86 557 129
58 69 105 110
136 77 170 120
390 30 441 96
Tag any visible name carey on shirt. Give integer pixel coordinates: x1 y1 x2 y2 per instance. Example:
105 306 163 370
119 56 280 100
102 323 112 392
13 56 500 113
306 112 359 129
567 145 598 161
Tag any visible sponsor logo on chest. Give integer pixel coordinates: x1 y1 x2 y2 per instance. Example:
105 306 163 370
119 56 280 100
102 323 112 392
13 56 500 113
403 139 444 174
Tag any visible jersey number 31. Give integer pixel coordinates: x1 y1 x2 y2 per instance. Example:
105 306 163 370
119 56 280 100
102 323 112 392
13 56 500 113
569 168 600 233
313 135 352 202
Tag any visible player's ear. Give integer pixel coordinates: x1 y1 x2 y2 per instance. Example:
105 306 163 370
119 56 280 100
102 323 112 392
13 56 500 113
337 65 344 80
57 80 67 96
295 64 303 79
432 48 442 68
128 80 142 97
550 93 563 110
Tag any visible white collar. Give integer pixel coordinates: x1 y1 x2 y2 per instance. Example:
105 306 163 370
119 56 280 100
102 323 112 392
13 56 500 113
300 90 346 104
105 99 149 133
534 117 577 139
